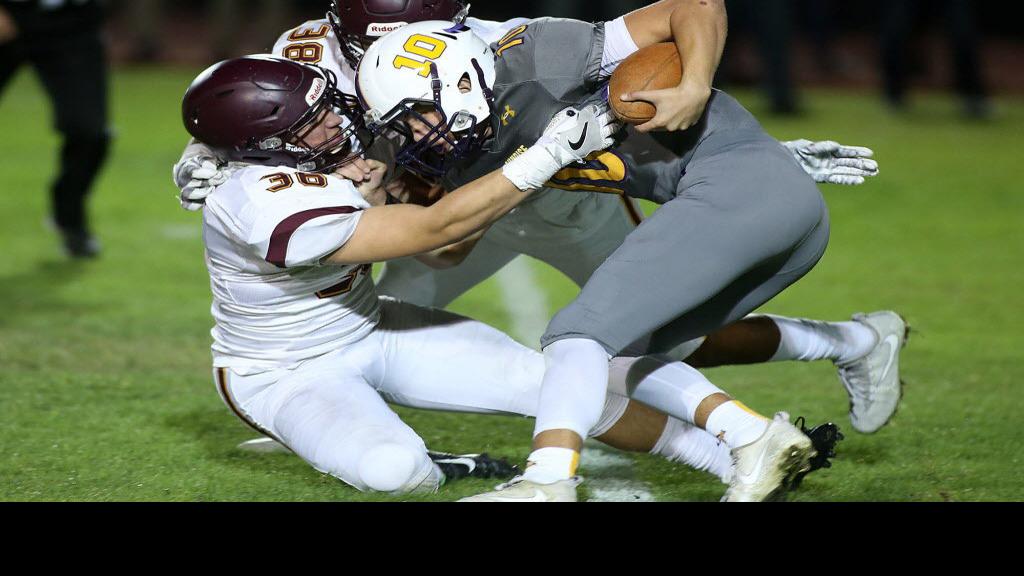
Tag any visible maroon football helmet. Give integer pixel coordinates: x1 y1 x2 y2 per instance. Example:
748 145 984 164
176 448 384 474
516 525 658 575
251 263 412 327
182 55 368 173
328 0 469 68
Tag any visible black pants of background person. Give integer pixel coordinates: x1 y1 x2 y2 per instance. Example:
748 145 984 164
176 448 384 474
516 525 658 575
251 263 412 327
881 0 989 117
717 0 798 115
0 1 110 258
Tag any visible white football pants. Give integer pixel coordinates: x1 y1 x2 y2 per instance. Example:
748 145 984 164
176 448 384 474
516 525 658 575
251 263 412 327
214 298 631 493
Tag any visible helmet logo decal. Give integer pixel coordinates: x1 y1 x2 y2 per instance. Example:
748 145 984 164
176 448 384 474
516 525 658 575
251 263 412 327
367 22 409 36
392 34 448 78
305 77 327 106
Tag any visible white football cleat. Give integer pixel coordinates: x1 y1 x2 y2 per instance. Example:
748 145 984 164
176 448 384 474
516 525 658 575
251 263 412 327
836 311 909 434
457 476 583 502
236 437 291 454
722 412 816 502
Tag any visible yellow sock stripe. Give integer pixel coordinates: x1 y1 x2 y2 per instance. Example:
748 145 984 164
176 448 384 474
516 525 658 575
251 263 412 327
731 400 767 420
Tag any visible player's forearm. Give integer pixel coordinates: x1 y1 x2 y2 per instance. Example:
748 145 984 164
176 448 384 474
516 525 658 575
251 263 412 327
327 170 527 265
423 171 527 245
414 229 485 269
670 0 727 93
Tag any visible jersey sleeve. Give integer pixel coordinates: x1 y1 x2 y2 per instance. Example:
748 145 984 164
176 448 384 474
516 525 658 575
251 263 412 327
497 18 607 97
599 16 640 78
235 169 368 269
466 17 532 45
252 202 364 269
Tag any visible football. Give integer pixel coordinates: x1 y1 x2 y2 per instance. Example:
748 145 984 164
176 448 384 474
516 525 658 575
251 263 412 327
608 42 682 124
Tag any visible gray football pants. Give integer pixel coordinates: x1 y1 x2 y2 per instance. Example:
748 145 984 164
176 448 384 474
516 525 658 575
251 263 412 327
375 190 639 305
541 134 830 356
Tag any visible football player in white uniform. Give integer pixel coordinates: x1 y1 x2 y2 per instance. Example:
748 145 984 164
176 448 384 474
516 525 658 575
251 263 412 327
185 55 843 499
174 3 901 448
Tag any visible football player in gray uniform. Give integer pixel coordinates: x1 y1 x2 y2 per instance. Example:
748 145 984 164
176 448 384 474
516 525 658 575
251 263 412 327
181 55 844 498
356 0 906 501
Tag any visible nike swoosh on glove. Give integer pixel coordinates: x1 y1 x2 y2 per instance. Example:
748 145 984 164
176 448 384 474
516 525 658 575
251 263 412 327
503 103 622 191
539 102 622 165
783 139 880 186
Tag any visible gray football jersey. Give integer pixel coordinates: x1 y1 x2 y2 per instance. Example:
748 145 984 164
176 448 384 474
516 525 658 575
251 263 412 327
442 17 768 204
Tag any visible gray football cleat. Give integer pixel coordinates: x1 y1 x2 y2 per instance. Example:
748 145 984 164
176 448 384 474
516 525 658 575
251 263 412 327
722 412 816 502
458 476 583 502
836 311 909 433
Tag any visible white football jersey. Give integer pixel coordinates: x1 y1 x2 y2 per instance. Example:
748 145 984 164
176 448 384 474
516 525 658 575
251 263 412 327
273 19 357 94
273 17 530 85
203 165 379 371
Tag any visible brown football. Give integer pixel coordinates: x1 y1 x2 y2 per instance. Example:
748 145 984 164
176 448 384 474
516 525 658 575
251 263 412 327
608 42 682 124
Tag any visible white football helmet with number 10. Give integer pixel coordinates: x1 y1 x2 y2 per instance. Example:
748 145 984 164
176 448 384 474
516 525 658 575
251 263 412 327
356 20 496 178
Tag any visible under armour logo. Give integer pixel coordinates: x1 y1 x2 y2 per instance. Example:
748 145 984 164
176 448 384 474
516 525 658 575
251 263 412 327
501 105 517 126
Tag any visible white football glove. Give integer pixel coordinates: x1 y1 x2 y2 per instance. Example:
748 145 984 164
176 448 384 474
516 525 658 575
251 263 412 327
503 103 621 192
172 155 232 211
783 139 880 186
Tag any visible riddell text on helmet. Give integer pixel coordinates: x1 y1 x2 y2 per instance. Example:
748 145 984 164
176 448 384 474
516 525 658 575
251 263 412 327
367 22 408 36
305 77 326 106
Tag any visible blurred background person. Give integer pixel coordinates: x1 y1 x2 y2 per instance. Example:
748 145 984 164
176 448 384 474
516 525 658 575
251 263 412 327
0 0 111 258
717 0 799 115
209 0 288 60
881 0 990 118
124 0 289 63
803 0 840 78
127 0 162 62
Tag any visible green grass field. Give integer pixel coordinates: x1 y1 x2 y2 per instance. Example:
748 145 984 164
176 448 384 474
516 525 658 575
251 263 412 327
1 67 1021 501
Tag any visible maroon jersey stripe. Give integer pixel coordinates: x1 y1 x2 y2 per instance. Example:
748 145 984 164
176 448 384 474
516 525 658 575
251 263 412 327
266 206 361 268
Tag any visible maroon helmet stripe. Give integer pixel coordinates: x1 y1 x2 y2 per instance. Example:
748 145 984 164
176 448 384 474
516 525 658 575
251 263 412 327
266 206 361 268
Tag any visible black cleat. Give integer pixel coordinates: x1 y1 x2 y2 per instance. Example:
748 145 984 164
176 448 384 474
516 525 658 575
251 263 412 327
427 450 520 482
788 417 844 490
59 227 101 259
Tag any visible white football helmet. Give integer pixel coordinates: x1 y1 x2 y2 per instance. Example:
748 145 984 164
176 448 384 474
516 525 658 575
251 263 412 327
356 20 496 178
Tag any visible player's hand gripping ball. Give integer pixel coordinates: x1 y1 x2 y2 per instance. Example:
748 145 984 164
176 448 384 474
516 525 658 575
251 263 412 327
608 43 683 125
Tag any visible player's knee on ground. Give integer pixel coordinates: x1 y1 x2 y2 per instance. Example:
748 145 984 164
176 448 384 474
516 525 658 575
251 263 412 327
357 443 442 494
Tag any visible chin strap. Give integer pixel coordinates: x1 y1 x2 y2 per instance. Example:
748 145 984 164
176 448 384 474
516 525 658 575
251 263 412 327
471 58 495 111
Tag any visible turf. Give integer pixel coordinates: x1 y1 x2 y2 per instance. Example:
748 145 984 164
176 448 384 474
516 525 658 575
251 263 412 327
1 68 1021 501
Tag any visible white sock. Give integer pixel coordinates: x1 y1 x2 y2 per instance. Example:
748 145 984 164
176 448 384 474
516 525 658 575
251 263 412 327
608 355 722 423
704 401 770 448
767 315 877 365
521 447 579 484
533 338 611 439
651 417 734 483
